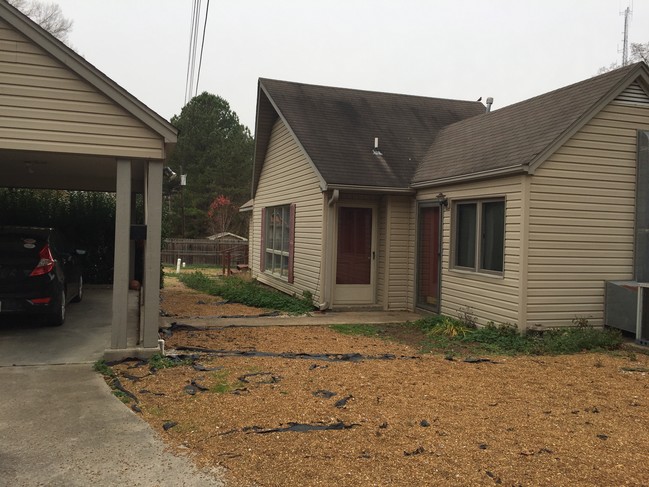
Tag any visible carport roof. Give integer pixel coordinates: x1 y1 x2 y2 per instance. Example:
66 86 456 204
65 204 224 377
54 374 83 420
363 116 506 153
0 2 178 192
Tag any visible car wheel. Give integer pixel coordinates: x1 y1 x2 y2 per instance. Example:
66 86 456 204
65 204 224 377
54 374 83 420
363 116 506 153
72 275 83 303
48 289 65 326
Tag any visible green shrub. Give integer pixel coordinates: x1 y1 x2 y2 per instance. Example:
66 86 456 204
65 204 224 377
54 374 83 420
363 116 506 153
411 314 449 333
179 272 315 314
428 316 472 338
538 326 623 354
411 315 623 356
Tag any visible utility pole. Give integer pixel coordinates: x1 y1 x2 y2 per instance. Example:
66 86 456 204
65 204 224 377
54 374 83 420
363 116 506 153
180 165 187 237
621 5 633 66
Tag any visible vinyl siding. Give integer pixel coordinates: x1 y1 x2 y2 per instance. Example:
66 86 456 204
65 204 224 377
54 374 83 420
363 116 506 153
384 195 415 310
251 119 324 302
417 175 523 325
0 19 164 159
527 94 649 327
377 197 387 306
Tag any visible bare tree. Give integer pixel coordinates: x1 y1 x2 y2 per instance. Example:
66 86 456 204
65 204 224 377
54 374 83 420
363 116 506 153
631 42 649 64
7 0 73 43
598 42 649 74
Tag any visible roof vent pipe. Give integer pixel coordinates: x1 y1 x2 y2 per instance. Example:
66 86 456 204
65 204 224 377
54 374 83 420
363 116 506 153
373 137 382 156
485 97 494 113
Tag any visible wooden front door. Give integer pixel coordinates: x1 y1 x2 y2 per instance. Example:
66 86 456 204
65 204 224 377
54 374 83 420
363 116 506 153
417 205 441 311
333 206 376 305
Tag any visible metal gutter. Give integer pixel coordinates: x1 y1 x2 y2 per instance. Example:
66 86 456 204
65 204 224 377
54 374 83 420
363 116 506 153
410 165 526 189
326 184 415 195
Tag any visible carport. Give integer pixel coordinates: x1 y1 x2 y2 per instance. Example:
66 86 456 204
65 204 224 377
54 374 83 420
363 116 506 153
0 3 177 359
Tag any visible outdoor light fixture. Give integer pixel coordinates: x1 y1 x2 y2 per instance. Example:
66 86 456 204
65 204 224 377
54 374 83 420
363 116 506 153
436 192 448 209
163 166 177 180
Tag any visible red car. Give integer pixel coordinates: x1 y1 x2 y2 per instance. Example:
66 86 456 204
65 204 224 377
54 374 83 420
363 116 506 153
0 227 84 326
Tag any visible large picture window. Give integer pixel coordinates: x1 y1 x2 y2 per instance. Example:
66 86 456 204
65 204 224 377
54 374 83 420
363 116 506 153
261 204 295 282
453 199 505 274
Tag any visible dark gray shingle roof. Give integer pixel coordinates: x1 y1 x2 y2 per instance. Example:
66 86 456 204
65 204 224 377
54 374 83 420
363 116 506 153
414 63 646 185
256 79 484 190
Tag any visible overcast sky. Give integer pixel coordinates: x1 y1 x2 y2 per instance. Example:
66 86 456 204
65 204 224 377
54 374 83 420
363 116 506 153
53 0 649 132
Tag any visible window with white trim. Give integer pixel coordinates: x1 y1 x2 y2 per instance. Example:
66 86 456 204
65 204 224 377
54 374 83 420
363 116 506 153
261 204 295 282
453 199 505 274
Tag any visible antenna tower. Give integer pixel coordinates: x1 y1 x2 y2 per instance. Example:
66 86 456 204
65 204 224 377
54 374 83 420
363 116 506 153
621 4 633 66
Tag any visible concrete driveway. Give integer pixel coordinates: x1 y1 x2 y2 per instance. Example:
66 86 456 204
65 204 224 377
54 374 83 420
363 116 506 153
0 287 225 486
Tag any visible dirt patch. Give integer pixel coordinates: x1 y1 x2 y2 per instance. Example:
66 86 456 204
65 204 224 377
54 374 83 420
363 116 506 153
112 325 649 487
160 275 270 318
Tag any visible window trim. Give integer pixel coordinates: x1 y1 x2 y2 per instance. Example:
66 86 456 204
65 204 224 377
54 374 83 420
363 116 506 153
451 197 505 276
260 203 295 283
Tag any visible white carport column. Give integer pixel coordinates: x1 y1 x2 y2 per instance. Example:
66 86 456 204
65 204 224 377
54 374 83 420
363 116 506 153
111 159 132 349
142 160 163 348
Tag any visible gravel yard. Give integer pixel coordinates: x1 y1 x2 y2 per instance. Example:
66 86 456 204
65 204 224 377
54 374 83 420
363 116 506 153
108 277 649 486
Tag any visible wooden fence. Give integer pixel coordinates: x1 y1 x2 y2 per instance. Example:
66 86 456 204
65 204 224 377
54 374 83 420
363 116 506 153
161 238 249 268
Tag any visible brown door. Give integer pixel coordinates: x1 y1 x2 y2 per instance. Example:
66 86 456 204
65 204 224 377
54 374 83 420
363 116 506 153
417 205 441 311
334 206 375 304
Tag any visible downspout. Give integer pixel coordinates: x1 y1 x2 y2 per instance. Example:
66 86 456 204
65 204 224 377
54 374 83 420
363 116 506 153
319 189 339 310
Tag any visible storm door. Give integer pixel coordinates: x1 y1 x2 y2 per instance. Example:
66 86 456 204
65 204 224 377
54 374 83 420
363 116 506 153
333 206 376 304
417 205 441 311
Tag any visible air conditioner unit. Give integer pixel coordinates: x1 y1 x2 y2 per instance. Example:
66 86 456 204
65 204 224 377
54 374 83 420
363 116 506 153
605 281 649 345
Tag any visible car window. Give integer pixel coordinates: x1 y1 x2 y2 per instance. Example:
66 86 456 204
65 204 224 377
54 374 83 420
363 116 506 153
0 234 46 258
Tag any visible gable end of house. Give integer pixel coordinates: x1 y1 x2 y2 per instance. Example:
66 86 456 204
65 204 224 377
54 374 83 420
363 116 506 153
526 64 649 175
252 81 327 198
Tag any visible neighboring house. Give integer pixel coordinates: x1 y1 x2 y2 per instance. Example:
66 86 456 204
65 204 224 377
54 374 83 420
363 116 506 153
246 63 649 331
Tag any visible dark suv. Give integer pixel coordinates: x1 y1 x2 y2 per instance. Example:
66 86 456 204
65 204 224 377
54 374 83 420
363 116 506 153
0 227 84 326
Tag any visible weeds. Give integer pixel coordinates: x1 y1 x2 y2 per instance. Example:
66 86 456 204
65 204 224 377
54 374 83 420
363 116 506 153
93 360 115 377
179 272 315 314
410 316 623 356
427 316 472 338
572 316 592 328
330 324 382 337
148 353 193 370
112 389 132 403
210 370 243 394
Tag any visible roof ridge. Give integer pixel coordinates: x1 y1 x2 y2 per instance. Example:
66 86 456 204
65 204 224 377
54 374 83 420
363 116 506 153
492 62 643 114
259 77 482 106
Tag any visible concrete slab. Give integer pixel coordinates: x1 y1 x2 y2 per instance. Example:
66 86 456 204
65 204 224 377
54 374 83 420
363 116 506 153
0 364 224 486
0 286 115 366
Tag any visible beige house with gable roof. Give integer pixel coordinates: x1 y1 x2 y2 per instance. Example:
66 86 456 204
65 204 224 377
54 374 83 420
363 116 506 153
246 63 649 336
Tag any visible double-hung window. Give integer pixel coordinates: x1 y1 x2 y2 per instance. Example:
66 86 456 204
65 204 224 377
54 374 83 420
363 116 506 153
453 199 505 274
260 204 295 282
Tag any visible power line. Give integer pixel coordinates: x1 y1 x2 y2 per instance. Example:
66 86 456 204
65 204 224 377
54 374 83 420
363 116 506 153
184 0 210 105
184 0 197 104
195 0 211 98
